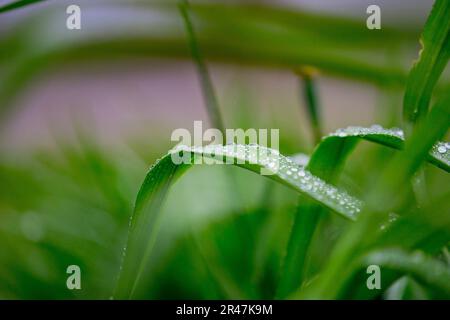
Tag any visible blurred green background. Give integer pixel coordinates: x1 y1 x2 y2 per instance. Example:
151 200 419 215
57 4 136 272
0 0 448 299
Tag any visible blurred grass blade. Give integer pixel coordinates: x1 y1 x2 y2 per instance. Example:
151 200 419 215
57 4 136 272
276 200 321 298
0 2 427 121
364 249 450 295
376 194 450 253
370 93 450 211
277 68 327 298
296 68 323 145
277 134 356 298
178 0 225 133
317 126 450 172
403 0 450 131
114 144 363 298
0 0 44 13
301 93 450 299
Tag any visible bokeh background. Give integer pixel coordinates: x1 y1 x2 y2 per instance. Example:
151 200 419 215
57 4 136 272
0 0 448 299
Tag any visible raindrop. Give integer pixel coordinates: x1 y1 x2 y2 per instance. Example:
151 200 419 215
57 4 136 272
437 145 447 154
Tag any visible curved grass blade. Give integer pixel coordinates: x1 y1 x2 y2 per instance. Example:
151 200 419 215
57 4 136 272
276 131 357 298
0 0 44 13
299 92 450 299
342 193 450 299
296 68 323 145
363 249 450 295
376 193 450 253
114 144 363 298
280 123 449 298
178 0 224 133
403 0 450 130
315 126 450 172
0 2 425 121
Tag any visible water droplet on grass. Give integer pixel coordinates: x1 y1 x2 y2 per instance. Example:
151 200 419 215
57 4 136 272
438 145 447 154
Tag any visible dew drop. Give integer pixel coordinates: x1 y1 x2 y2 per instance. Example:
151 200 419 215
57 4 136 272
437 145 447 154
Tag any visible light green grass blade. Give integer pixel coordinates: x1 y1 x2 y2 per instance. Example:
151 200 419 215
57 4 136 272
114 144 363 298
364 249 450 295
403 0 450 130
0 0 44 13
316 126 450 172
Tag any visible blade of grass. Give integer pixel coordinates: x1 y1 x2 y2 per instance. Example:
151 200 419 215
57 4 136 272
0 0 45 13
177 1 260 298
113 144 363 298
317 126 449 172
363 249 450 295
296 67 323 145
402 0 450 213
277 67 349 298
299 92 450 299
187 228 248 299
338 193 450 299
0 2 425 121
277 136 357 298
403 0 450 133
277 122 448 297
178 0 223 133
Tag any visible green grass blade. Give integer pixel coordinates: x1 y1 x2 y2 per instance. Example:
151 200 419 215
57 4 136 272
0 0 44 13
370 94 450 211
276 199 321 298
114 144 363 298
277 130 357 298
316 126 450 172
364 249 450 295
403 0 450 131
178 0 225 133
377 194 450 253
299 93 450 299
0 2 428 120
296 68 323 145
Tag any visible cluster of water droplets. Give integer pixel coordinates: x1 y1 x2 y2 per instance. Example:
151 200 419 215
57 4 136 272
169 144 362 220
380 212 399 231
431 141 450 163
328 125 404 139
326 125 449 166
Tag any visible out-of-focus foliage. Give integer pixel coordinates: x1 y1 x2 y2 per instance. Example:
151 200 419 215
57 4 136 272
0 0 448 300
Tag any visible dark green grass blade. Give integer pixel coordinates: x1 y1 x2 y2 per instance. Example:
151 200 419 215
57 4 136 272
178 0 224 133
403 0 450 130
114 144 363 298
0 2 426 121
0 0 44 13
